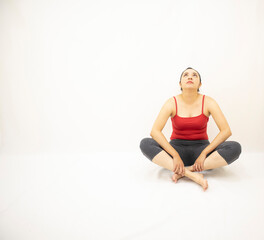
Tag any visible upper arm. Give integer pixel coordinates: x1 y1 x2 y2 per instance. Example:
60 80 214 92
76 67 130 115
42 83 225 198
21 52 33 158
150 98 173 134
207 96 232 134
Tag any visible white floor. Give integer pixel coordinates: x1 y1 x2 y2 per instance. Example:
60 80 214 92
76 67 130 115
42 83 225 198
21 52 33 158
0 151 264 240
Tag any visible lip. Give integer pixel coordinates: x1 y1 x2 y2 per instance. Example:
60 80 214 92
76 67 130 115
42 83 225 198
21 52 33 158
187 81 193 84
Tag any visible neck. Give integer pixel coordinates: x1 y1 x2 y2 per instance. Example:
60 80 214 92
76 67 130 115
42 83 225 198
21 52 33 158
181 90 200 104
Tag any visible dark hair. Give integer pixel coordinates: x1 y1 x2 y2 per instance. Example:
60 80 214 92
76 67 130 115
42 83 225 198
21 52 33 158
179 67 201 92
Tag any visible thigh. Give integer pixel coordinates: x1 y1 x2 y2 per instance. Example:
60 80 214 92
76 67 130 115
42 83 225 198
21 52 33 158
139 137 164 161
140 137 181 161
169 141 193 166
190 140 242 165
182 143 210 166
209 140 242 164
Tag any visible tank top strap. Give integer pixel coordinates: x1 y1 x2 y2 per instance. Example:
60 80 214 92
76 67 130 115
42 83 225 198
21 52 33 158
173 96 177 115
202 95 205 114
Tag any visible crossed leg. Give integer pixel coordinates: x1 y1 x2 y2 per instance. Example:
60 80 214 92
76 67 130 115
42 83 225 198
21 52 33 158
152 150 228 191
172 150 228 182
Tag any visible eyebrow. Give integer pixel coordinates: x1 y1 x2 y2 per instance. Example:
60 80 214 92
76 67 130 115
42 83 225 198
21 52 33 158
184 72 197 75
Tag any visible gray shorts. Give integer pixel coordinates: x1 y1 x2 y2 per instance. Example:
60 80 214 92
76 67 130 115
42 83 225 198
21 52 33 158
139 138 242 166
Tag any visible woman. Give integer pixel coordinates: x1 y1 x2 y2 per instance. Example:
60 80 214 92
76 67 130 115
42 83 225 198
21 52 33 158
139 67 242 191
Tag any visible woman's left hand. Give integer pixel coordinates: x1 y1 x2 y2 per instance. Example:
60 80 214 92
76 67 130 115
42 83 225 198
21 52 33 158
193 152 207 172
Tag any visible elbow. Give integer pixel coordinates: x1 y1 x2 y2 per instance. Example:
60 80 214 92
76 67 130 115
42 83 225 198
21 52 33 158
221 129 232 136
150 129 160 137
226 129 232 136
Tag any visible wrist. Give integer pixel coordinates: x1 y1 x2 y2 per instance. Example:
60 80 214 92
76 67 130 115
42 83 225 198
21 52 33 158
172 155 181 161
201 150 208 155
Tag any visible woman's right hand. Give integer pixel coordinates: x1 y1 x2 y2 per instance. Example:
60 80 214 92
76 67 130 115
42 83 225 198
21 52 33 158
172 156 185 175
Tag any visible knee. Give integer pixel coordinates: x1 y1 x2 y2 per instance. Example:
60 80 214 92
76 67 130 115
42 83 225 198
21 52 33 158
226 141 242 164
231 141 242 157
216 140 242 165
139 137 161 161
139 137 153 153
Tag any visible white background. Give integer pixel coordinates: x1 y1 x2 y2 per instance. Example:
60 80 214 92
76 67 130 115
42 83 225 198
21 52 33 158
0 0 263 154
0 1 264 240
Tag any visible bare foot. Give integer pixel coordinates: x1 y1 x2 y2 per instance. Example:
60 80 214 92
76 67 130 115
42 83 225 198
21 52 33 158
198 178 208 191
171 173 183 183
172 172 204 183
190 171 208 191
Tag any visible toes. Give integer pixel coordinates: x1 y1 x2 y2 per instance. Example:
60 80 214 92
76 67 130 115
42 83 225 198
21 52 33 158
203 180 208 191
172 176 177 183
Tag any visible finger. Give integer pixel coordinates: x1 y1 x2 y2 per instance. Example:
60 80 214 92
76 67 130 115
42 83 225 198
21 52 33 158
173 164 176 172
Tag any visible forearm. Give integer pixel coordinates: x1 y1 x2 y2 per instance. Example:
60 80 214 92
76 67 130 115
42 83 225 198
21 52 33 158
202 129 232 155
150 130 180 159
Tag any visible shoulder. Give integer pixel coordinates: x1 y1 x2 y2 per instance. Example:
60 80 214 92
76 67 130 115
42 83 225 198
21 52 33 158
167 95 179 107
169 94 181 103
161 96 177 117
204 95 217 104
165 96 176 108
204 95 220 113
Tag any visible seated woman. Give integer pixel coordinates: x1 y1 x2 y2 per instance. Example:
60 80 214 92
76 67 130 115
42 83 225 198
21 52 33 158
139 67 242 191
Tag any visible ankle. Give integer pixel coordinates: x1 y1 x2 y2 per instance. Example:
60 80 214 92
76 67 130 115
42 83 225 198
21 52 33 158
186 166 194 171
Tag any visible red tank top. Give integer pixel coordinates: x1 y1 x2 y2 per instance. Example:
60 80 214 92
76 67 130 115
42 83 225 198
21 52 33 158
170 95 209 140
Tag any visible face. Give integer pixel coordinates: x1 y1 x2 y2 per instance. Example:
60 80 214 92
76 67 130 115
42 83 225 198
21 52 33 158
180 69 201 91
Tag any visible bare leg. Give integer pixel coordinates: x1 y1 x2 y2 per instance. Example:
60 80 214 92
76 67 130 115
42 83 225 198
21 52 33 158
203 151 228 170
173 151 228 182
152 150 208 191
172 166 202 182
